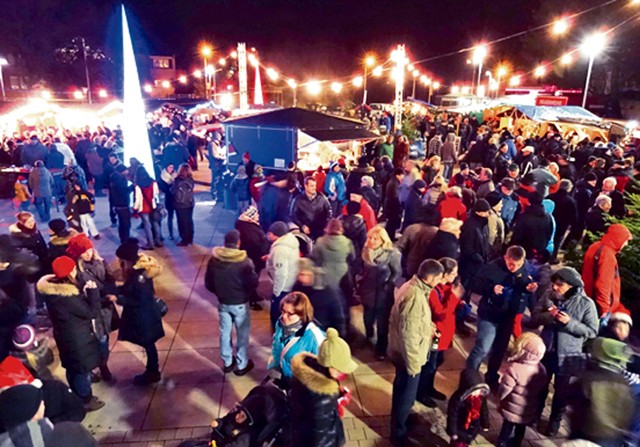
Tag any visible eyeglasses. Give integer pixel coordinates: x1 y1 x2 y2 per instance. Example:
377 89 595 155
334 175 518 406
281 309 297 317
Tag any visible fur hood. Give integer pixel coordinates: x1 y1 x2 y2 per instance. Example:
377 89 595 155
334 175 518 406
212 246 247 263
8 224 22 234
134 253 162 279
36 274 80 296
49 229 79 246
291 353 339 396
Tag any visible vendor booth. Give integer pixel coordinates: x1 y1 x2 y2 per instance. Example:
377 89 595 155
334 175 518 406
224 108 379 171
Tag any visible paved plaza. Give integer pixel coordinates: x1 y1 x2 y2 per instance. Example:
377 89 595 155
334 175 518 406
0 172 567 447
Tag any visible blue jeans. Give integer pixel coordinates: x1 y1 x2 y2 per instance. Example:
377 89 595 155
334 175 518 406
66 370 92 399
466 318 513 385
140 213 162 246
219 303 251 369
34 196 51 222
391 364 420 440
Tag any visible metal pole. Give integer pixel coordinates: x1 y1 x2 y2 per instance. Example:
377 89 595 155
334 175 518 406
213 69 217 102
293 87 297 107
477 61 483 96
0 66 5 100
582 54 595 109
81 38 92 104
203 57 208 99
363 66 368 105
412 78 416 98
428 85 432 103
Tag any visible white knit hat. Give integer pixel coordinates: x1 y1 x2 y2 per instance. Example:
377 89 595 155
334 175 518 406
610 312 633 327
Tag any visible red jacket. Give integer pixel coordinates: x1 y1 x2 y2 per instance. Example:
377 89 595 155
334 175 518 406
438 196 467 221
341 198 377 231
313 170 327 195
429 283 461 351
581 224 632 316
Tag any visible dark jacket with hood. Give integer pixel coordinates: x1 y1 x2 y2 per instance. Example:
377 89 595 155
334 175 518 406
402 184 426 231
289 353 345 447
346 164 374 196
396 222 438 278
235 220 270 272
423 229 460 262
360 186 380 215
205 246 258 306
9 224 47 280
511 203 554 260
36 275 100 373
77 256 119 339
548 189 578 236
118 254 165 346
337 214 367 263
459 214 490 282
46 229 79 274
108 170 131 208
446 369 490 444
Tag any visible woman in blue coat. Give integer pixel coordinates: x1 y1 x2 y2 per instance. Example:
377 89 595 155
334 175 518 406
115 238 165 386
325 162 346 216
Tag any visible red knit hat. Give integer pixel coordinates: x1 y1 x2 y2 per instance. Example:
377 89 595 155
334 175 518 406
52 256 76 278
66 233 93 260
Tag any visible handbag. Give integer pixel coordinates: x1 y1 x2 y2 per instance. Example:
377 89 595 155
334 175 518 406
155 296 168 317
153 203 168 221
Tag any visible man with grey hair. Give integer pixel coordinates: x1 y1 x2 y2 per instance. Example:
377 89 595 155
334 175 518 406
548 179 578 259
600 176 626 218
584 195 612 244
360 175 379 214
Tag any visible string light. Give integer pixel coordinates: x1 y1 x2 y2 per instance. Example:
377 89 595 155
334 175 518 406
179 75 188 84
412 69 419 78
161 80 171 88
330 82 343 93
73 90 84 99
365 55 376 67
352 76 363 87
219 58 226 66
560 53 574 65
193 70 202 78
552 18 570 35
143 84 153 93
306 80 321 95
287 79 297 89
433 81 440 90
534 65 547 78
266 68 279 80
98 89 108 98
372 66 383 77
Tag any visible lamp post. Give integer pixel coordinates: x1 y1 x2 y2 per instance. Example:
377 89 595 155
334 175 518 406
287 79 297 107
580 32 607 109
429 81 440 103
496 66 506 98
201 45 212 99
473 45 488 95
363 55 376 105
411 69 419 98
0 57 7 100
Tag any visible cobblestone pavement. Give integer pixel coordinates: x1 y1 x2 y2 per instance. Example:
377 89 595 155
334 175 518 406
0 170 568 447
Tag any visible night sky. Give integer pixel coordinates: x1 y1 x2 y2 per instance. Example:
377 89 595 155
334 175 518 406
1 0 638 101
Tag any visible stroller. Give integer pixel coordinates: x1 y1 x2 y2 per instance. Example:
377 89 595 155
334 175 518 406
178 380 288 447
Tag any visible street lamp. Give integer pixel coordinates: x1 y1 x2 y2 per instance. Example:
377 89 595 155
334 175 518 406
362 54 376 105
411 69 419 97
534 65 547 80
201 45 212 99
372 66 383 77
552 18 570 36
266 68 279 81
287 79 298 106
352 76 363 87
495 66 507 97
472 44 488 95
0 57 7 100
306 80 322 96
560 53 573 66
580 31 607 108
331 82 342 94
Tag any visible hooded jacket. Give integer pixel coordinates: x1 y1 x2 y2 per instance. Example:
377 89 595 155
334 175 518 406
346 164 374 196
423 228 460 262
387 276 433 376
402 185 426 230
205 246 258 305
511 203 554 260
498 335 548 424
36 275 101 373
28 166 54 198
459 214 490 278
548 188 578 235
531 286 598 375
325 170 347 204
289 353 345 447
581 224 632 316
235 220 270 271
310 235 355 293
337 214 367 261
446 369 490 444
266 233 300 296
77 256 118 339
117 254 165 346
438 195 467 222
46 229 79 273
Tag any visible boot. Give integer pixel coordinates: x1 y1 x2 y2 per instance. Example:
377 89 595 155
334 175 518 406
100 363 116 384
83 396 105 412
133 370 161 386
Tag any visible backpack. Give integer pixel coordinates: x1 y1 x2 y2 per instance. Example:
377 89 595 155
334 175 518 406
172 180 193 208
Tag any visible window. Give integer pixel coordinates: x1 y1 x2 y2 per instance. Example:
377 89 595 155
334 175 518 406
152 58 173 69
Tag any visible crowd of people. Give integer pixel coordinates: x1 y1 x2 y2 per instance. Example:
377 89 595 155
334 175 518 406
1 110 640 447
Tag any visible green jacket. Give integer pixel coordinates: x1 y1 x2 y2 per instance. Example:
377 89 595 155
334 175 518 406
387 276 433 376
377 142 394 159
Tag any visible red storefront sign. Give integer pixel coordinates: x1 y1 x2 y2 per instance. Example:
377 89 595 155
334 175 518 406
535 96 569 106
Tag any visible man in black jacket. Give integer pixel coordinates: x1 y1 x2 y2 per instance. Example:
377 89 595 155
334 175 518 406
383 168 405 241
548 179 578 259
511 192 554 262
205 230 258 376
108 165 131 244
289 177 332 240
466 246 538 387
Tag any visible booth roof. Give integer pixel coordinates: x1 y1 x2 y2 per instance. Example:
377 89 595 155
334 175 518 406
513 105 602 123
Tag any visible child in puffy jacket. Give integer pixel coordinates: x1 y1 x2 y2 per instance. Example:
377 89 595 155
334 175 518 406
497 332 548 447
447 369 490 447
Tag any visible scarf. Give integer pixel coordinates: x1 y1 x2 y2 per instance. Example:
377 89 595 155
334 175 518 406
16 222 37 235
281 320 304 341
160 169 177 185
239 206 260 226
464 394 483 429
362 246 390 266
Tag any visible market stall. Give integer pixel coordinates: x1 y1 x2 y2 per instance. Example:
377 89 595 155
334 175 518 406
224 107 378 172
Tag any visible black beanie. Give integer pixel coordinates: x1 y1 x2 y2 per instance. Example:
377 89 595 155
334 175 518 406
115 238 140 262
0 384 43 429
473 199 491 213
346 201 361 215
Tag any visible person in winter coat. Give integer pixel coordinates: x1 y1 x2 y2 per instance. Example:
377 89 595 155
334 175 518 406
337 201 367 276
360 226 402 359
516 146 538 177
548 179 578 258
383 168 405 241
289 328 357 447
446 369 490 447
600 176 626 219
324 162 347 216
161 136 190 170
266 221 300 329
14 175 31 211
511 193 554 262
21 135 49 166
584 194 611 245
441 133 458 180
10 212 48 281
311 219 356 308
37 256 104 411
458 199 491 291
268 292 326 380
292 177 332 241
582 223 632 319
427 133 443 159
568 173 598 243
401 180 427 231
62 161 88 197
230 165 251 214
421 155 441 186
133 167 162 249
393 135 410 168
542 198 557 256
485 192 506 258
529 161 558 198
438 187 467 222
115 238 165 386
294 258 348 338
346 157 375 196
46 219 79 274
360 176 380 216
423 175 446 206
420 258 462 407
0 384 55 446
158 164 178 240
497 178 520 230
67 183 99 239
108 164 132 244
84 145 105 196
259 175 291 232
568 337 635 446
423 217 462 261
466 246 538 388
28 161 55 222
396 206 439 278
205 230 258 376
171 163 195 246
474 168 495 199
497 333 548 447
388 260 444 444
530 267 599 436
235 206 270 310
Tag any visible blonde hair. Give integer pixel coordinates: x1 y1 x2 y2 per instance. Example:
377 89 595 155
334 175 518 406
365 225 393 250
508 332 543 362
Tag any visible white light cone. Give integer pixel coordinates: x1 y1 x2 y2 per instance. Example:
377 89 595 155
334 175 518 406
122 6 155 178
